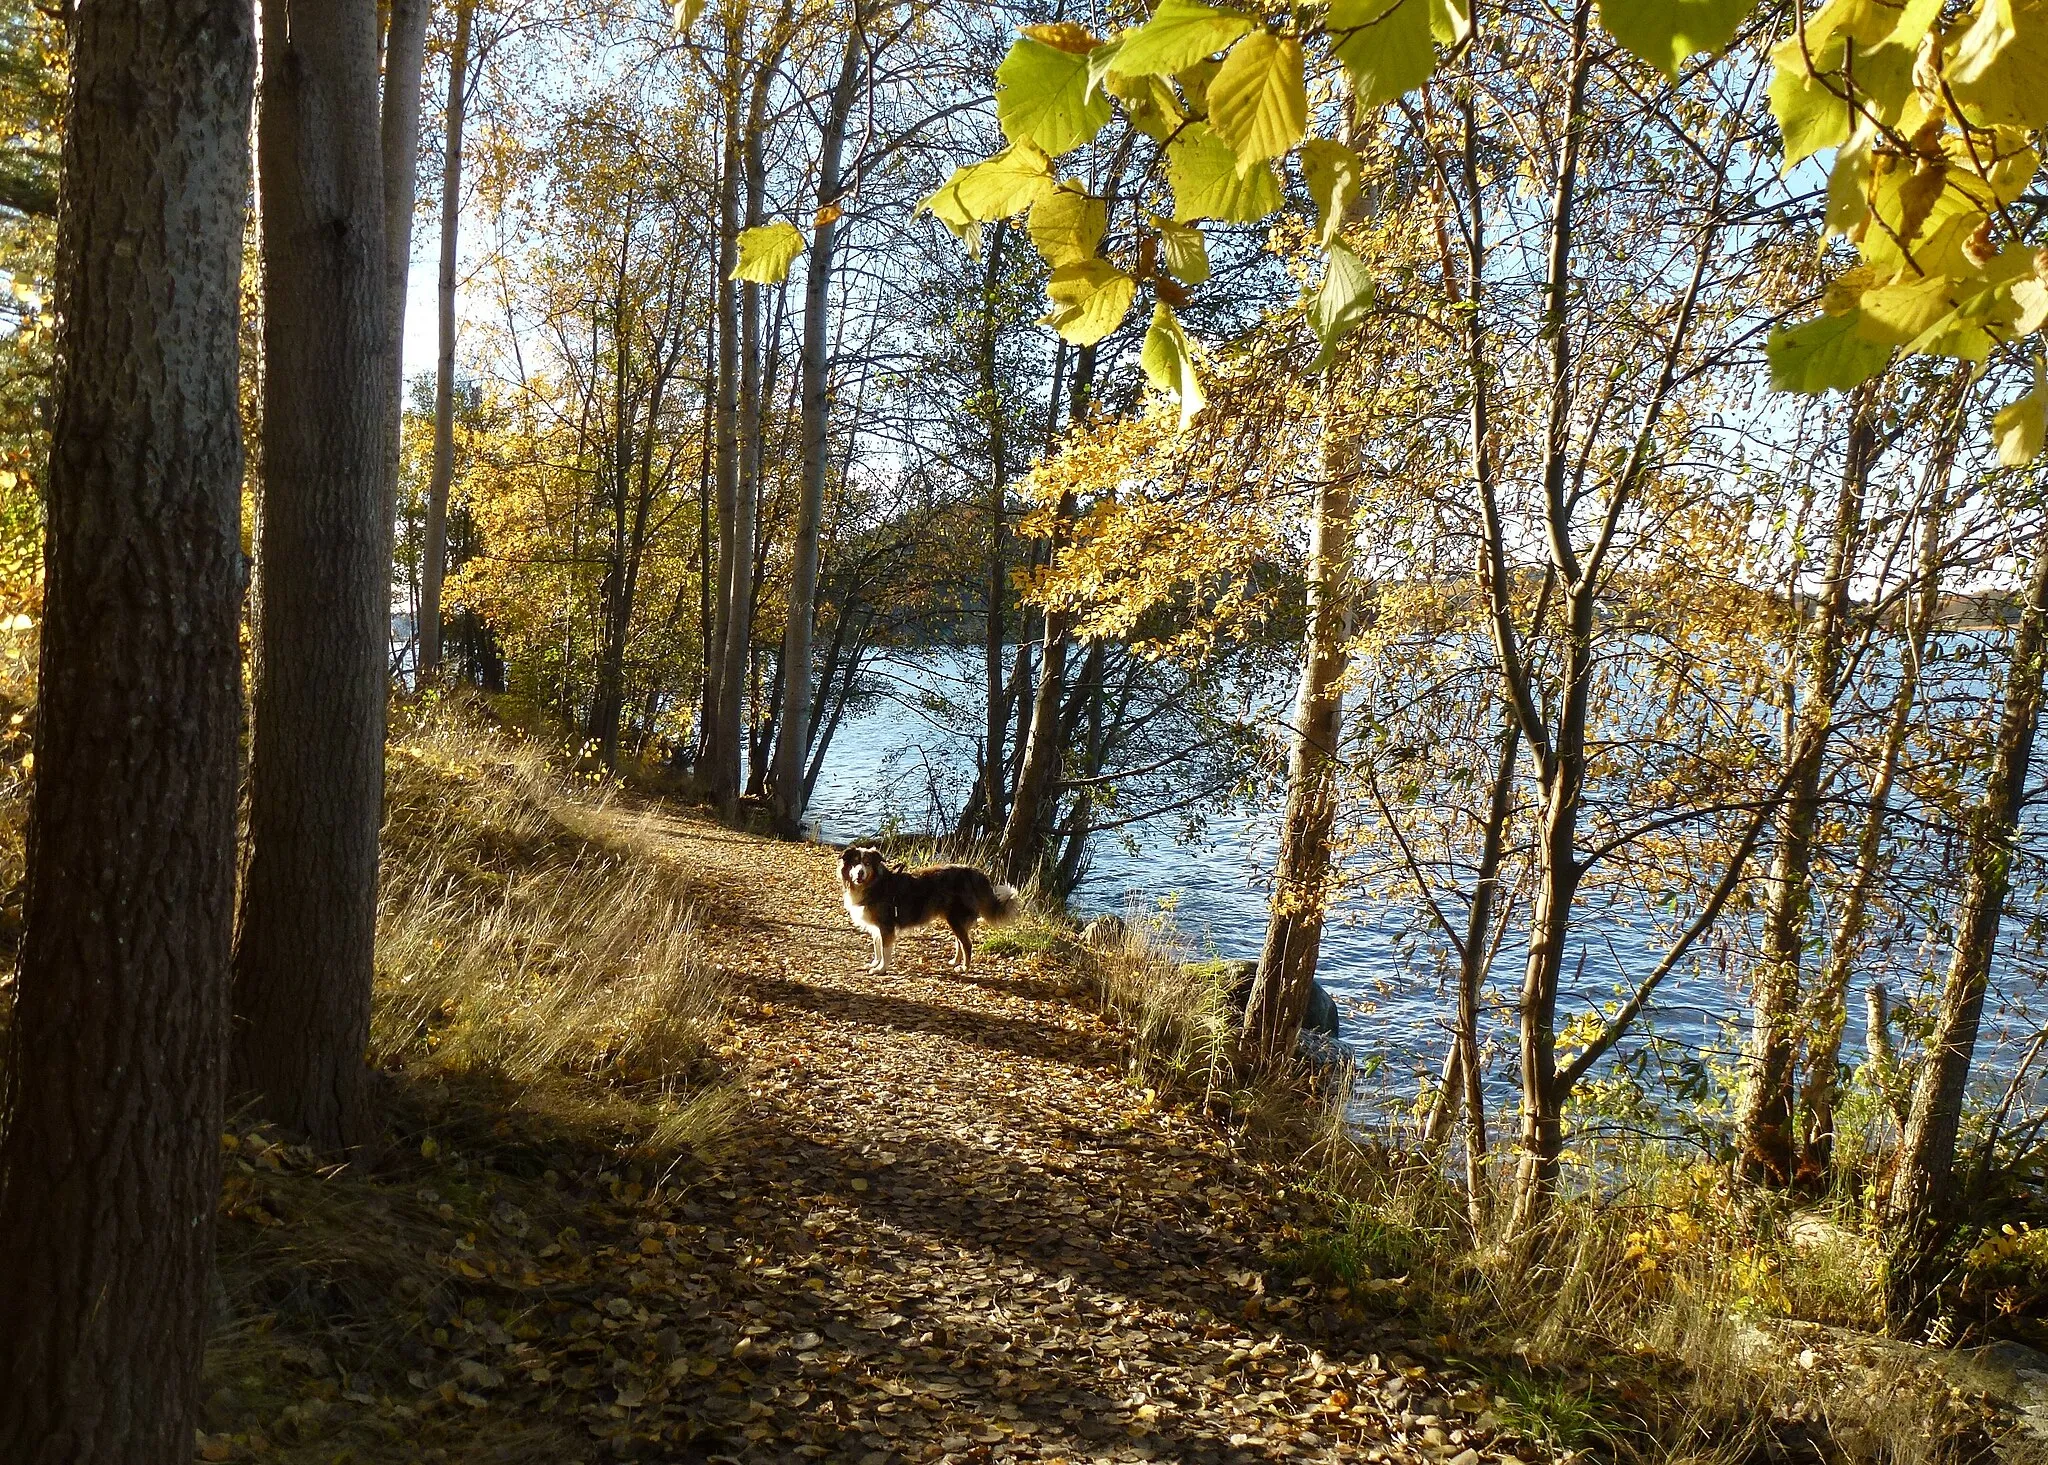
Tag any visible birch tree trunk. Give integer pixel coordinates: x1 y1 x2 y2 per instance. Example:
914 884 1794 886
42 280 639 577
1736 385 1877 1187
772 6 862 837
1422 718 1518 1224
419 0 473 682
233 0 390 1152
1239 443 1357 1072
1884 513 2048 1332
0 2 253 1455
1798 384 1964 1185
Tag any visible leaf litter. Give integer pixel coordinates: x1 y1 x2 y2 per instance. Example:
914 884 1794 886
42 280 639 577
198 803 1546 1464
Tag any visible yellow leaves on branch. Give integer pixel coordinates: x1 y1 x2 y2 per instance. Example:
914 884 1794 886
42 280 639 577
1765 0 2048 459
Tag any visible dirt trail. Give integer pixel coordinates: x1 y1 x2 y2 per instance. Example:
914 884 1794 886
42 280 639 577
623 807 1515 1464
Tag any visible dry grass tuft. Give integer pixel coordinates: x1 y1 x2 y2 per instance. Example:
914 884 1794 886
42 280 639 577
1073 908 1238 1094
373 702 727 1130
195 697 742 1461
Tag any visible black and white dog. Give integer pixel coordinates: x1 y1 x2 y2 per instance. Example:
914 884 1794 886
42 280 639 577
838 842 1018 974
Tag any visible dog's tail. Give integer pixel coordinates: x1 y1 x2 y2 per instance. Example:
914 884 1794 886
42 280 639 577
985 879 1020 923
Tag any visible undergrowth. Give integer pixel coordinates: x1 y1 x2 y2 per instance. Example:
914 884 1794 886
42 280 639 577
198 697 740 1461
1075 910 2018 1465
374 702 728 1142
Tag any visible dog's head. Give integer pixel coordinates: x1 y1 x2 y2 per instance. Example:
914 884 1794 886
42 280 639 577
840 842 886 893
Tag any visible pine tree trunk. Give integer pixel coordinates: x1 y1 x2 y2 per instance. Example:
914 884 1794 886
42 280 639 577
1240 445 1357 1072
773 7 861 837
1884 514 2048 1332
1736 387 1875 1187
0 2 253 1456
233 0 390 1152
419 0 472 683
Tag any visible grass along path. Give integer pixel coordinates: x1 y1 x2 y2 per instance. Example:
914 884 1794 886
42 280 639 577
197 752 1533 1465
564 803 1519 1464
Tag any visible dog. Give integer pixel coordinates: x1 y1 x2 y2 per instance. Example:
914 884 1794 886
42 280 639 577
838 842 1018 974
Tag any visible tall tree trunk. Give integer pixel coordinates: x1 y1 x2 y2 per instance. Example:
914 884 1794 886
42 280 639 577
701 38 741 766
1736 384 1877 1187
979 220 1013 838
0 3 253 1455
772 6 862 837
1240 439 1357 1072
379 0 429 549
705 6 762 815
419 0 473 683
1884 512 2048 1332
1798 387 1964 1186
233 0 390 1151
997 343 1096 885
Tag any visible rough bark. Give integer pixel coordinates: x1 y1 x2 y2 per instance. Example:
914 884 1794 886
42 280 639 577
0 1 253 1456
1736 384 1877 1187
1885 514 2048 1332
233 0 390 1151
1240 447 1357 1072
420 0 473 682
772 7 862 836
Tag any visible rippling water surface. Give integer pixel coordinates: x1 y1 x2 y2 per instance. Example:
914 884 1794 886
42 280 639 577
803 647 2045 1119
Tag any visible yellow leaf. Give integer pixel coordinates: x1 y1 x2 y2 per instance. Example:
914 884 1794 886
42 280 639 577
1140 302 1206 429
1041 259 1137 345
1206 32 1307 170
1021 21 1099 53
1028 187 1107 267
922 143 1056 243
1993 385 2046 465
1300 139 1362 244
1152 216 1210 284
732 222 806 284
1110 0 1254 76
1948 0 2048 130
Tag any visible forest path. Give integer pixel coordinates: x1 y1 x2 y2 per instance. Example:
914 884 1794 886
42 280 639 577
618 804 1514 1465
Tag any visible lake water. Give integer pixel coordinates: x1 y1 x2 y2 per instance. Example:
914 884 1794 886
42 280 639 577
804 646 2047 1131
